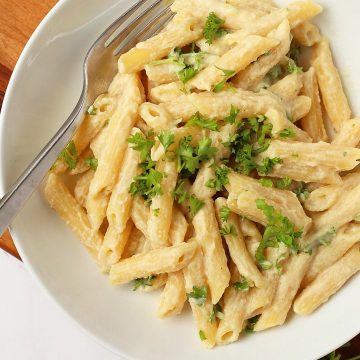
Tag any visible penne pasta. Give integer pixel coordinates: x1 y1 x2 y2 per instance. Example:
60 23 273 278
74 170 94 208
332 118 360 147
269 72 303 102
294 244 360 315
109 242 197 285
287 0 323 29
291 21 321 46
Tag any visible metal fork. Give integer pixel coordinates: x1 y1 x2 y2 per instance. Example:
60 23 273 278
0 0 174 236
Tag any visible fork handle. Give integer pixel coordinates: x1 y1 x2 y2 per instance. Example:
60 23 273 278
0 96 85 236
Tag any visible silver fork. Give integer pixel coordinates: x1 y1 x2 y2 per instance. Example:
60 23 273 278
0 0 174 236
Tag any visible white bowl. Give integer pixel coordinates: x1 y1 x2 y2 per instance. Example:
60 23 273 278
1 1 359 359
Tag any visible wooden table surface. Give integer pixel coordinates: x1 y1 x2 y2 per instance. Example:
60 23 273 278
0 1 359 358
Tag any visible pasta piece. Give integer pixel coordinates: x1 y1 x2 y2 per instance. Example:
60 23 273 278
226 0 277 14
233 20 291 90
287 95 312 122
311 39 351 131
98 128 142 270
131 196 150 239
269 72 303 102
122 227 146 259
189 35 279 91
148 160 178 249
216 265 248 345
192 200 230 304
226 172 312 232
158 208 188 318
145 63 181 84
287 0 322 28
304 185 340 212
254 253 312 330
268 163 341 185
109 242 197 285
149 82 183 104
86 74 143 230
118 15 202 73
291 21 321 46
44 173 102 256
183 244 217 349
139 103 179 132
302 223 360 287
332 118 360 147
312 183 360 231
138 274 168 293
294 244 360 315
260 140 360 172
74 170 94 208
298 67 328 142
171 0 257 30
215 198 265 288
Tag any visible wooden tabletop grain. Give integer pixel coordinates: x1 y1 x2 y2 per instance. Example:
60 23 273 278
0 1 359 358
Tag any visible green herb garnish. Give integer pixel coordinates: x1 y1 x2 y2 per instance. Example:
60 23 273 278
85 157 98 171
187 112 219 131
219 205 231 222
87 105 97 115
213 66 236 93
259 178 273 188
203 12 227 45
233 276 250 292
133 275 156 290
187 286 207 305
199 330 207 341
59 140 78 170
276 176 292 189
220 223 237 237
245 315 261 334
279 128 296 138
224 105 240 124
205 165 230 191
128 133 155 161
189 195 205 217
158 131 175 153
209 303 223 323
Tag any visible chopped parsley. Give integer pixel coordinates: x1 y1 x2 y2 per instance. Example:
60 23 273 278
133 275 156 290
199 330 207 341
213 66 236 93
189 195 205 217
59 140 78 170
287 58 302 74
209 303 223 323
219 205 231 222
187 112 219 131
255 199 303 270
279 128 296 138
293 182 309 202
233 276 251 292
129 168 163 202
224 105 240 124
203 12 227 45
275 252 287 274
220 224 237 237
258 178 273 188
172 180 188 204
276 176 292 189
87 105 97 115
267 64 282 82
85 157 98 171
127 132 155 161
245 315 261 334
205 165 230 191
303 227 336 255
158 131 175 153
224 115 282 176
176 136 217 176
187 285 207 306
153 208 160 217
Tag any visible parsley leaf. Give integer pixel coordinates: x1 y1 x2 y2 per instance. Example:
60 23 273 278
178 66 199 84
219 205 231 222
276 176 292 189
199 330 207 341
233 276 251 292
59 140 78 170
176 136 217 176
129 168 163 202
220 224 237 236
85 157 98 171
258 178 273 188
213 66 236 93
224 105 240 124
255 199 302 270
279 128 296 138
203 12 227 45
153 208 160 217
127 133 155 161
287 59 302 74
187 285 207 305
205 165 230 191
293 181 309 202
158 131 175 152
172 180 188 204
209 303 223 323
87 105 97 115
187 112 219 131
245 315 261 334
133 275 156 290
189 195 205 217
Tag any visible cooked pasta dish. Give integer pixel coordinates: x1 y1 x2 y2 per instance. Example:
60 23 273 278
45 0 360 348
